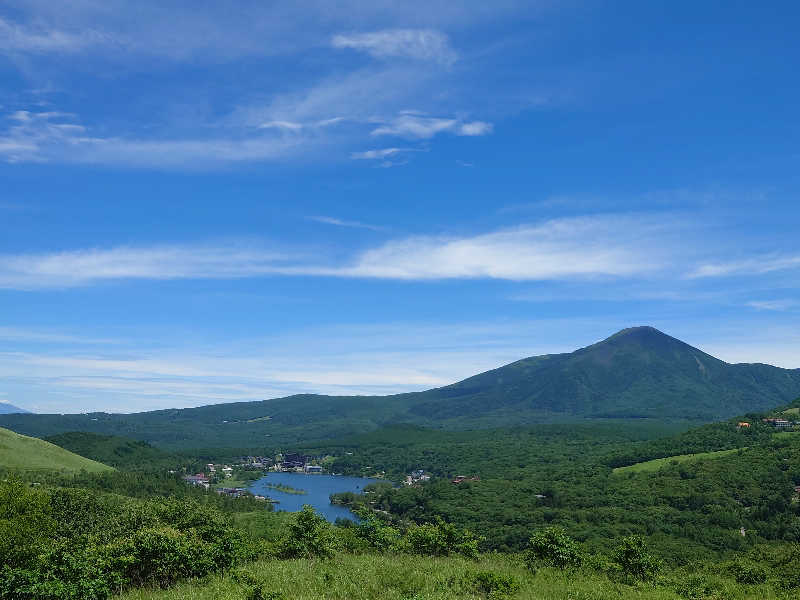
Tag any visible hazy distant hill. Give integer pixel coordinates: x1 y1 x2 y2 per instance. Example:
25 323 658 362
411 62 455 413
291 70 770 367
0 426 113 472
2 327 799 449
0 402 29 414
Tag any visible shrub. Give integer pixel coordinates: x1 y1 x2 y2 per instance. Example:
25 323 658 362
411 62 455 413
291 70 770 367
0 477 54 568
277 505 336 559
674 574 726 600
524 527 582 571
0 543 112 600
727 559 767 584
470 571 520 599
405 517 481 558
612 536 660 583
354 514 403 553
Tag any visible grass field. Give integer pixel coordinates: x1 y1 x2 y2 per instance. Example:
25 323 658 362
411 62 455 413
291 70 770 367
117 553 783 600
612 448 742 474
0 426 113 472
781 407 799 416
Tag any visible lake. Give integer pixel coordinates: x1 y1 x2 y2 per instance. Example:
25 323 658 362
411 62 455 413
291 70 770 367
248 472 376 522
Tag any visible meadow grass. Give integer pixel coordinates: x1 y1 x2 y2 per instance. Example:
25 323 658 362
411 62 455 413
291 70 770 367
0 426 113 473
612 448 741 474
118 552 782 600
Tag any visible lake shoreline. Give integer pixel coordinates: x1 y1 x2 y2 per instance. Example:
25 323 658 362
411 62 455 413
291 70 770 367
248 472 377 522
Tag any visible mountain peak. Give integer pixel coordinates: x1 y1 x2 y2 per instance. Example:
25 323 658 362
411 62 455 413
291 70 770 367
606 325 668 340
596 326 691 351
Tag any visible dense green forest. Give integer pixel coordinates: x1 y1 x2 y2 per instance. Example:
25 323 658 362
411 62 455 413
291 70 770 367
326 410 800 558
42 432 186 470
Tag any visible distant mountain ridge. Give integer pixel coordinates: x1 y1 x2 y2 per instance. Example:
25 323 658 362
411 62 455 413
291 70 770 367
1 326 799 448
0 402 29 414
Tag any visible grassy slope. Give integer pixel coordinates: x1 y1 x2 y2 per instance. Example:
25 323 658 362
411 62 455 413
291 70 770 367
0 426 113 472
118 553 783 600
612 448 743 474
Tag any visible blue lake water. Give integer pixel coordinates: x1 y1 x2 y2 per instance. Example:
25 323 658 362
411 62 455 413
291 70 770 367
248 472 376 522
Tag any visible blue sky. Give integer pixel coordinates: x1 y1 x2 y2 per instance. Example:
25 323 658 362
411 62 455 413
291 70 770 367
1 1 799 413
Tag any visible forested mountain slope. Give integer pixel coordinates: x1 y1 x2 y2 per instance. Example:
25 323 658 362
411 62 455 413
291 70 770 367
2 327 799 449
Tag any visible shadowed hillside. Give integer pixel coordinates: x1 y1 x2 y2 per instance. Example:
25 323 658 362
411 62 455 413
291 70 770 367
2 327 799 449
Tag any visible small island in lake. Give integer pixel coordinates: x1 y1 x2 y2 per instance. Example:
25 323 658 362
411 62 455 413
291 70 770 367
263 482 307 495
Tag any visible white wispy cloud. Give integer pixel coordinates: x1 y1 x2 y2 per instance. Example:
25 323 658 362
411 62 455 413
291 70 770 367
0 107 485 167
0 215 676 289
2 2 527 62
332 29 457 65
689 254 800 278
371 113 492 139
0 16 105 54
0 244 295 289
745 300 798 312
350 147 413 160
336 215 668 280
0 327 117 344
257 117 345 132
0 111 308 166
349 146 424 166
308 216 385 231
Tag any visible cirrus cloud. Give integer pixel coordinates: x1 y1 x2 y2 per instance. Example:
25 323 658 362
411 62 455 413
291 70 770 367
332 28 457 65
0 215 676 289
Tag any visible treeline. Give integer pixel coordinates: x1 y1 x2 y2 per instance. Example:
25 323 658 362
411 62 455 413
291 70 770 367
304 422 686 480
7 469 268 513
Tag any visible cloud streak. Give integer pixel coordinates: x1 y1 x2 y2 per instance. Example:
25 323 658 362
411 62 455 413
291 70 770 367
371 113 492 139
0 17 105 54
0 108 486 167
0 215 675 289
308 216 386 231
689 254 800 278
332 29 457 65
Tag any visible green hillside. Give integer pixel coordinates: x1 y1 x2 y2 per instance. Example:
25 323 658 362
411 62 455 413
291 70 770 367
2 327 799 449
0 426 113 472
611 448 742 474
44 431 180 469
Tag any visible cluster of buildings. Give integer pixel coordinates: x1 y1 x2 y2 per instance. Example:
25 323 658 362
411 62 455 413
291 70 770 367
205 463 234 477
403 469 431 486
273 452 326 473
762 417 797 429
184 473 210 488
239 456 273 469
